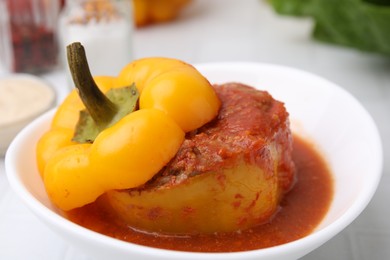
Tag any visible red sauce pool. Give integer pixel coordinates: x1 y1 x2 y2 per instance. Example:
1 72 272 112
66 136 333 252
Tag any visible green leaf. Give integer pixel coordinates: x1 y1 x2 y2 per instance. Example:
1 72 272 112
268 0 390 56
72 84 139 143
268 0 318 16
106 83 139 128
72 110 100 143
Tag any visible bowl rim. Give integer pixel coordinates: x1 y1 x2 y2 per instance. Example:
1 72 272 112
5 62 384 259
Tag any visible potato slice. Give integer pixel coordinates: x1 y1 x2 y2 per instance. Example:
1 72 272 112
105 155 280 234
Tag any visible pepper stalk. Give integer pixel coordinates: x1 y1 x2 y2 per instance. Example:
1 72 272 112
66 42 139 143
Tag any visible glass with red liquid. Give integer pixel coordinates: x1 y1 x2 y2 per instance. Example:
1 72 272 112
0 0 61 73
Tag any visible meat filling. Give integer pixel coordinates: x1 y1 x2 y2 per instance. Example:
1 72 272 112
105 83 296 235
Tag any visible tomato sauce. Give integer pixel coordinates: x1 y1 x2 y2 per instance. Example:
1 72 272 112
66 135 333 252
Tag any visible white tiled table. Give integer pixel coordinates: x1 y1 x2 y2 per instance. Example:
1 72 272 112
1 1 389 259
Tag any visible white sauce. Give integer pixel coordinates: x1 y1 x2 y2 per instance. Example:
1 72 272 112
0 75 55 126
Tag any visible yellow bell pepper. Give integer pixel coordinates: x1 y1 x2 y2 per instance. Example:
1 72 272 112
36 76 116 176
44 109 184 210
118 58 220 132
133 0 192 27
37 43 220 211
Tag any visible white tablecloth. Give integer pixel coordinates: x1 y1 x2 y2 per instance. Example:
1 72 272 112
1 1 389 259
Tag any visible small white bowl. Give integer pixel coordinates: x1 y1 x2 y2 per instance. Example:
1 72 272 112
0 74 55 156
5 63 383 260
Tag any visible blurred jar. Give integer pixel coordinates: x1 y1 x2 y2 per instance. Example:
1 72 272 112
58 0 133 83
0 0 60 74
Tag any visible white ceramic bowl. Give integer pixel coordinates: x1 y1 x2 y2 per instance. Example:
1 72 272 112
5 63 383 260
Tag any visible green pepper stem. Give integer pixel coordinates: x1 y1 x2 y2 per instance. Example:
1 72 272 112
66 42 117 129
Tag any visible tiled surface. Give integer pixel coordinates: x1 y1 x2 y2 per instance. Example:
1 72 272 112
1 1 389 259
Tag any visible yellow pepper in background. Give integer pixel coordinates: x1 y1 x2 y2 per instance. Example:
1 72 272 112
133 0 192 27
36 43 220 211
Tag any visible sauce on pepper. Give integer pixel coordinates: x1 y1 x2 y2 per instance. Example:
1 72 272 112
66 135 333 252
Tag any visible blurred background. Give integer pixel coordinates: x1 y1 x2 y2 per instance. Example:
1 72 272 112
0 0 389 259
